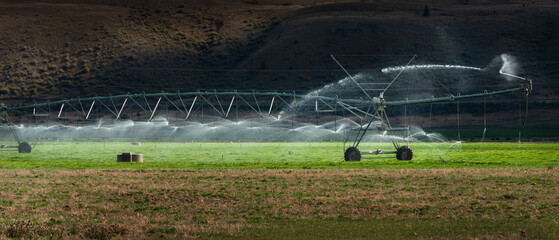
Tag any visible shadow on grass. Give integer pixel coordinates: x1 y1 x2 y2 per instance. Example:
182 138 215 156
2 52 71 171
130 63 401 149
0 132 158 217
205 218 559 240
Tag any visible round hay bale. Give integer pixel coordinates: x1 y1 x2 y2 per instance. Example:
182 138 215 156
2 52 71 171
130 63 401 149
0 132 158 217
131 154 143 162
117 152 132 162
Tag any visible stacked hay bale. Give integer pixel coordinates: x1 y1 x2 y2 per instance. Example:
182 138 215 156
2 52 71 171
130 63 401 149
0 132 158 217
117 152 143 162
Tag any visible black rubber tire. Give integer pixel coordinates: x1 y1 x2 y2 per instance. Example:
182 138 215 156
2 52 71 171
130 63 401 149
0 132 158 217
18 142 32 153
344 147 361 162
396 145 413 161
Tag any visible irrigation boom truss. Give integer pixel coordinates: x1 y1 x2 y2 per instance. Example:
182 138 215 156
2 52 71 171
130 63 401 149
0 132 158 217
3 86 530 111
0 56 533 160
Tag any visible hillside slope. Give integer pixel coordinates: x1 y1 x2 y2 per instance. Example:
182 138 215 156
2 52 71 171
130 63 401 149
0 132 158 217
0 1 557 115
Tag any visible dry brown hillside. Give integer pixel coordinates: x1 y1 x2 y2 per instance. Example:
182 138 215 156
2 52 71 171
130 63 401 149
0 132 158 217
0 0 557 115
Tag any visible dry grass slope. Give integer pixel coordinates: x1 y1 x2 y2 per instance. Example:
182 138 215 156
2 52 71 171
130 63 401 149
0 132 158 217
0 0 557 102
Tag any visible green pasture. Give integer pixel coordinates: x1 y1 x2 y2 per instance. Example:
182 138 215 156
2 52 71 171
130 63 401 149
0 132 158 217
1 141 559 239
0 141 557 169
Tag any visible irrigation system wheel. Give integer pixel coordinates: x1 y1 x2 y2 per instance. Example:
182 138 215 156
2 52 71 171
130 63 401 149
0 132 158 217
396 145 413 161
344 147 361 161
18 142 32 153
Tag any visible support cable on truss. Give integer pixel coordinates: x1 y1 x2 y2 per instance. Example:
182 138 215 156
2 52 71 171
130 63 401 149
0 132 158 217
428 70 454 97
330 54 376 102
381 55 416 98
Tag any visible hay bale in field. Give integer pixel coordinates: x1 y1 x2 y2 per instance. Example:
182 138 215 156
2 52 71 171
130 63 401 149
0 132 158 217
131 154 143 162
131 142 141 146
117 152 132 162
117 153 143 162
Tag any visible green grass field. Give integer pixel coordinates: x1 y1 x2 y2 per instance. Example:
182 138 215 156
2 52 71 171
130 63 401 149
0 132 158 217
0 141 557 169
1 142 558 239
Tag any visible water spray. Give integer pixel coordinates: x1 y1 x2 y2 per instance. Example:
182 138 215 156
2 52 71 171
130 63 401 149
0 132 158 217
0 54 533 160
499 71 526 80
0 104 33 153
381 64 482 73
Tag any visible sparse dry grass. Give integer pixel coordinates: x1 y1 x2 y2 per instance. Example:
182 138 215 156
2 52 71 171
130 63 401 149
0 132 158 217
0 168 558 238
0 0 300 100
1 0 558 101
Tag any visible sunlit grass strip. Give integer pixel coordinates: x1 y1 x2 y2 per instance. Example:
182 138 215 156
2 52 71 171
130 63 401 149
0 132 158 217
0 142 557 169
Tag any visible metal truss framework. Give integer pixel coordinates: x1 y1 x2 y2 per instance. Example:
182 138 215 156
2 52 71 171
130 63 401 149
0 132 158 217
3 85 530 123
0 55 533 159
1 83 531 157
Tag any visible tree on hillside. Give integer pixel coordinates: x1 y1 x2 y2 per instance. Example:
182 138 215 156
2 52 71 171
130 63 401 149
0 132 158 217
423 5 430 17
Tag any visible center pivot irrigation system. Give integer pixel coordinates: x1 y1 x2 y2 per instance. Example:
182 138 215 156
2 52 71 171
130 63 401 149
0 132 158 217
0 55 532 160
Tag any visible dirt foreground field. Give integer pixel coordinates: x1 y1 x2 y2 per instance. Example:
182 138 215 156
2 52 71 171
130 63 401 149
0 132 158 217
1 168 558 239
